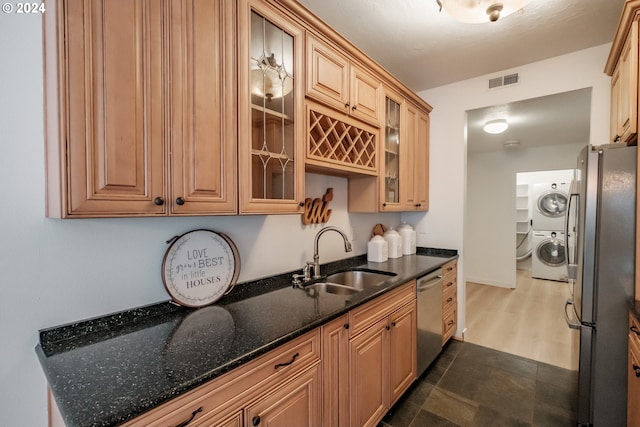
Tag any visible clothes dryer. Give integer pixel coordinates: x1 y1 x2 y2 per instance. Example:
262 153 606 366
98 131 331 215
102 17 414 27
532 230 568 282
532 182 569 231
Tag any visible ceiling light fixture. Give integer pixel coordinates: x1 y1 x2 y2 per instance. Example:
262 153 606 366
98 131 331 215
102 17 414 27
436 0 531 23
483 118 509 134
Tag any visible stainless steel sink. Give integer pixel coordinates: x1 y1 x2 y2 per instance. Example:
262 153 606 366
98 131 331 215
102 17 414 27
324 270 395 290
304 282 362 296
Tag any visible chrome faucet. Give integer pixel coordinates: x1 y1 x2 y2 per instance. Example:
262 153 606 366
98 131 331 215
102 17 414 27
311 226 353 279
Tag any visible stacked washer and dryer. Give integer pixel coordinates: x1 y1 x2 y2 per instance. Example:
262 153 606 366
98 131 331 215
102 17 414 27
531 182 569 282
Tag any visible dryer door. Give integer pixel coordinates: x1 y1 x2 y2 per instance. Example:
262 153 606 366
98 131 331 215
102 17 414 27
537 189 568 218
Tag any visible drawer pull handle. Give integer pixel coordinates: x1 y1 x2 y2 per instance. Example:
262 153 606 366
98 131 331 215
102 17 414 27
634 363 640 378
252 415 261 426
446 282 454 287
446 297 453 303
174 407 203 427
274 352 299 369
447 320 455 326
446 266 454 272
631 325 640 336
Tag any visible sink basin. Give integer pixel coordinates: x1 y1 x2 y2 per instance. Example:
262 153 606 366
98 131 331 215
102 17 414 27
304 282 362 296
324 270 395 290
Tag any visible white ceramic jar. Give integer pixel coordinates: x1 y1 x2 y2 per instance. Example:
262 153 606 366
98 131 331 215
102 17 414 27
398 223 416 255
367 235 388 262
383 228 403 258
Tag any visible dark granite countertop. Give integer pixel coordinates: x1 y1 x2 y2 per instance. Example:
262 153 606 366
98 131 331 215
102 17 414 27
36 248 457 427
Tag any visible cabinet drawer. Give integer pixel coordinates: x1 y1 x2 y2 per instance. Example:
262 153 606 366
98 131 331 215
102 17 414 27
122 329 320 427
349 281 415 338
442 260 457 279
443 285 457 313
443 307 457 344
442 275 457 295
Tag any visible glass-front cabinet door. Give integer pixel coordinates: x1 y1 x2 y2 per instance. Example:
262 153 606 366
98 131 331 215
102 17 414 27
381 92 404 211
238 0 304 214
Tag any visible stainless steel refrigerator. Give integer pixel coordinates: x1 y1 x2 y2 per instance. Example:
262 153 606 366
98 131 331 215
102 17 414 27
564 144 636 426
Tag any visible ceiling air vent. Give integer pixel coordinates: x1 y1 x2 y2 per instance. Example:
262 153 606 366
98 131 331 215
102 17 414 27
488 73 520 90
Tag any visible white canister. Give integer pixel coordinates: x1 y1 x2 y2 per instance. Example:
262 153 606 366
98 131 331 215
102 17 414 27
367 235 388 262
398 223 416 255
383 228 403 258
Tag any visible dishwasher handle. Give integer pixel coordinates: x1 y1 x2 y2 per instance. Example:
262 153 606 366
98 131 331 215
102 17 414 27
417 269 443 292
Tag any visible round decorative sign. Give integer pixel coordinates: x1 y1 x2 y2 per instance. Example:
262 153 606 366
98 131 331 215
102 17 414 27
162 229 240 307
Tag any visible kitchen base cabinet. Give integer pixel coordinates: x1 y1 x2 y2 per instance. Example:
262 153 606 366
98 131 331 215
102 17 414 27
117 330 321 427
348 281 417 427
246 364 321 427
321 315 350 427
441 260 458 345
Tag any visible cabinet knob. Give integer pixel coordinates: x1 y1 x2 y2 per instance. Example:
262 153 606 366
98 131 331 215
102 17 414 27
630 325 640 336
614 134 621 143
298 201 305 207
345 102 350 109
391 321 397 327
252 416 261 426
344 323 349 330
385 325 390 330
415 203 421 207
447 320 455 326
382 203 387 207
351 105 357 111
633 363 640 378
446 297 453 303
153 197 165 206
175 197 185 206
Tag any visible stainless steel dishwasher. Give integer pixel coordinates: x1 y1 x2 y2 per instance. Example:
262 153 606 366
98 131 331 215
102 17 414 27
416 268 443 376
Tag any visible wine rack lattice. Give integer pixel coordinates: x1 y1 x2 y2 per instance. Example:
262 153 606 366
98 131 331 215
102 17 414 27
308 109 377 173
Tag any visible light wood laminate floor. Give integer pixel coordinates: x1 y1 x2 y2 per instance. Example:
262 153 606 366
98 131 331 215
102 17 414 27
465 269 579 370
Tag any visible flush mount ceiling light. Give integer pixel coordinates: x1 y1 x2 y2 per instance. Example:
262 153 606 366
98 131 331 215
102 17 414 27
436 0 531 23
483 118 509 134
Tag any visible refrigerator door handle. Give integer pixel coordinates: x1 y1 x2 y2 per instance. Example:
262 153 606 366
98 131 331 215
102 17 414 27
564 299 581 330
565 191 579 280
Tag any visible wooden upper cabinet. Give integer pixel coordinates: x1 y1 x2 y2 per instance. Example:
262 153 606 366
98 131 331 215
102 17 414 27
306 33 382 127
611 19 638 144
45 0 165 217
237 0 305 214
168 0 237 215
606 5 640 145
44 0 236 218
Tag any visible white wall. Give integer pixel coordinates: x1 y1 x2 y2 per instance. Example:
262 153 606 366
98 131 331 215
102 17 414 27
413 43 612 338
0 15 402 427
466 144 582 288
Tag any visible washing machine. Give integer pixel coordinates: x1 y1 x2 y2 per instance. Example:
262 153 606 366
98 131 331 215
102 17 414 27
532 182 569 231
532 230 568 282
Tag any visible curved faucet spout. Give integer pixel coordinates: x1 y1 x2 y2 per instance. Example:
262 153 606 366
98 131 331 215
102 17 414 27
312 226 353 279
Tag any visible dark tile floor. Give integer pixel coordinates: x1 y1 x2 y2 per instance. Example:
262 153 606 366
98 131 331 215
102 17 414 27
379 340 578 427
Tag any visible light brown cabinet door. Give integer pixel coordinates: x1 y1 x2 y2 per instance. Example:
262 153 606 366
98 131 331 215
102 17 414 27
389 302 417 405
611 19 638 144
306 33 350 111
349 319 388 427
245 366 321 427
402 102 418 209
349 65 382 126
49 0 165 217
321 315 349 427
238 0 305 214
168 0 237 215
413 109 430 211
